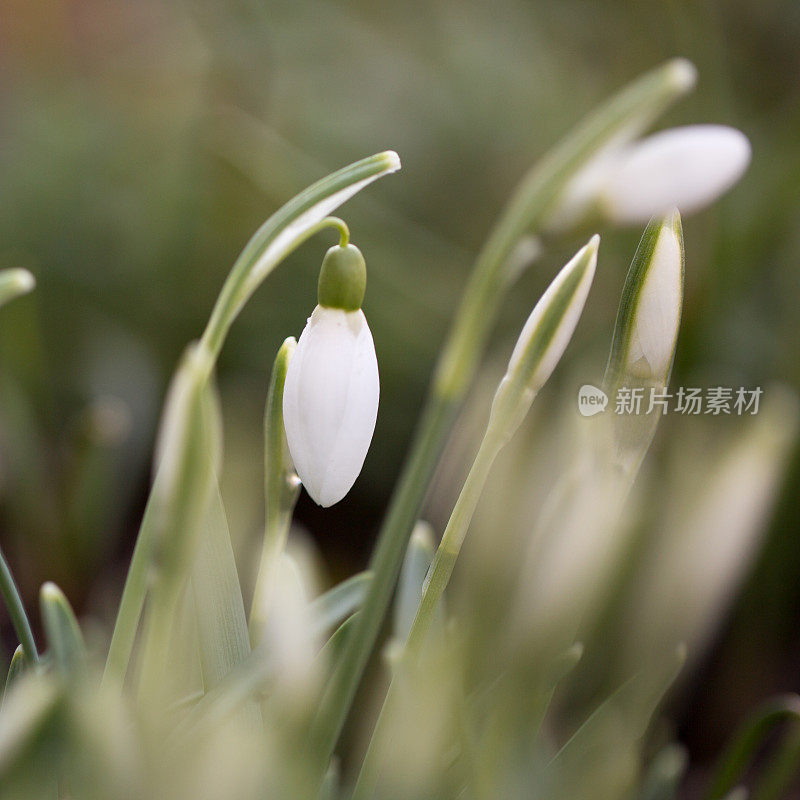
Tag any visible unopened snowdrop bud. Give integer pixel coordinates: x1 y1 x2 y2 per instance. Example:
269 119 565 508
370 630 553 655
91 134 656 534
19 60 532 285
489 236 598 441
603 213 684 476
602 125 751 222
606 211 684 388
550 125 750 229
283 244 379 507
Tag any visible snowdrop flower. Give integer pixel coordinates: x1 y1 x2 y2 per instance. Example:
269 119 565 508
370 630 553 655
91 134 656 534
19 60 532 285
489 236 598 442
283 243 379 507
549 125 751 229
610 210 684 384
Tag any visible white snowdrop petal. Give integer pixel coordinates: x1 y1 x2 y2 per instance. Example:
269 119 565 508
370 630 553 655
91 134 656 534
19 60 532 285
283 306 379 507
545 147 623 232
604 125 751 222
626 222 683 379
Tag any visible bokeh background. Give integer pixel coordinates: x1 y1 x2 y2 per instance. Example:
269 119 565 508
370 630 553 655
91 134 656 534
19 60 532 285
1 0 799 790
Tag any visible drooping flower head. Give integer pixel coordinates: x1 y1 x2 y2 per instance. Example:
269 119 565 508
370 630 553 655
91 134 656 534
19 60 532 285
282 243 380 507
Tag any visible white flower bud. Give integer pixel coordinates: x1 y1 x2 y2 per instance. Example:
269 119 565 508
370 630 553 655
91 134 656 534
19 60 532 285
549 125 751 229
489 237 598 440
602 125 751 222
282 305 379 507
609 211 684 385
506 236 598 392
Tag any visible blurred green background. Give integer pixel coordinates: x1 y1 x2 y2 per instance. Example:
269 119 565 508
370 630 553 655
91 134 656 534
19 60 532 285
1 0 799 788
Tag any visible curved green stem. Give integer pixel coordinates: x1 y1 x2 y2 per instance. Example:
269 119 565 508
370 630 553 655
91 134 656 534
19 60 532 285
0 546 38 663
104 149 398 687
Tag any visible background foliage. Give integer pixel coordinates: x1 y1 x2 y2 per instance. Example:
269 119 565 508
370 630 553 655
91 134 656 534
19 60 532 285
1 0 799 789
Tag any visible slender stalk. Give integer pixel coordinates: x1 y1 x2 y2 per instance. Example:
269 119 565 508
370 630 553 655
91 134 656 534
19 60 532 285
405 433 502 658
250 337 301 641
305 61 694 783
351 430 502 799
306 395 454 765
0 546 38 663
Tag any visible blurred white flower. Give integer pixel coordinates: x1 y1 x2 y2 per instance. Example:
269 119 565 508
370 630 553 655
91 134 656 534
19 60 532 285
549 125 751 228
283 304 379 507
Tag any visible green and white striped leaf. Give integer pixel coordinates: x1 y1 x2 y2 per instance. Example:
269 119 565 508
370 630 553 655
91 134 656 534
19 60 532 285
40 582 87 679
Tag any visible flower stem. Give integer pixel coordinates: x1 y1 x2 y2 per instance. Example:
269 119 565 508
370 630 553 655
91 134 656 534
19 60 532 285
102 149 397 688
249 338 300 641
0 545 38 663
351 430 502 799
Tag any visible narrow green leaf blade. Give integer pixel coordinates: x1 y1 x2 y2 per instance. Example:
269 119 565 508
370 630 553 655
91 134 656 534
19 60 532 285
2 646 27 708
40 583 86 678
191 480 260 728
309 573 372 638
0 676 63 790
393 521 436 643
251 337 300 641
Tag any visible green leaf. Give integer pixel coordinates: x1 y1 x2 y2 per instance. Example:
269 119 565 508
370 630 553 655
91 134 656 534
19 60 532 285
40 582 87 678
173 594 366 738
0 675 64 790
0 547 39 664
543 646 685 800
315 612 359 673
750 720 800 800
250 337 300 642
309 572 372 638
135 348 217 703
393 522 435 643
2 646 27 708
191 480 260 728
